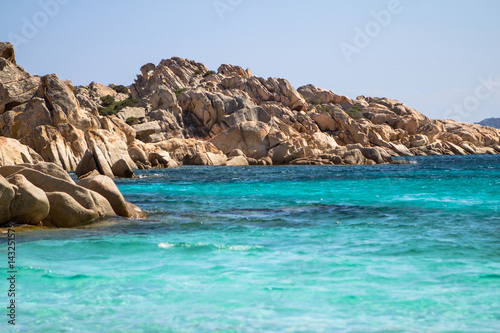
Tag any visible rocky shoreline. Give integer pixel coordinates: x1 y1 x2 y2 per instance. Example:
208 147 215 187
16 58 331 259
1 41 500 227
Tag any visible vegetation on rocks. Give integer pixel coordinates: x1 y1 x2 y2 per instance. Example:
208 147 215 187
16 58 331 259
174 87 189 97
203 70 216 77
112 85 129 94
125 117 140 125
98 97 138 116
346 105 364 120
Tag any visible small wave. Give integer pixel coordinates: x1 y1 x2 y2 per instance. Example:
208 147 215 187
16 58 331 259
217 244 264 251
157 242 263 251
158 242 175 249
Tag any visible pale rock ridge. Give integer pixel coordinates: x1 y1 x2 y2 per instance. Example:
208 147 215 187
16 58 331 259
0 41 499 173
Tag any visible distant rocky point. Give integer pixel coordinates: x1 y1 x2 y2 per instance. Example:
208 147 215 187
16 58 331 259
1 41 499 177
477 118 500 129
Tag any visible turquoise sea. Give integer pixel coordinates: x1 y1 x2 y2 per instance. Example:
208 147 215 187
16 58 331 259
2 155 500 332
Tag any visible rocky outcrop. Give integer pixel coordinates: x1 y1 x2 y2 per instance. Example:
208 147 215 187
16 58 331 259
0 42 137 175
0 136 43 166
0 162 144 228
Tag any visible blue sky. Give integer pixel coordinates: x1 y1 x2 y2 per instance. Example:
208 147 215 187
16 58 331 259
1 0 499 122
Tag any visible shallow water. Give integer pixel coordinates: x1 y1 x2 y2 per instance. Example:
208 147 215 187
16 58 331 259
2 155 500 332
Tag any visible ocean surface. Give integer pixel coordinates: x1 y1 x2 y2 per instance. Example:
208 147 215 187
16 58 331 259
2 155 500 332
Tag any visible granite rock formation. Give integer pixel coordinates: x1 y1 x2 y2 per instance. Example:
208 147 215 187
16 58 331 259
1 41 499 172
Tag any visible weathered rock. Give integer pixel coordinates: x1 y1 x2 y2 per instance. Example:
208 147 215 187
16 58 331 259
312 112 337 132
90 142 114 178
0 167 114 217
75 149 98 178
227 156 249 166
0 175 15 224
298 84 351 105
77 175 133 217
342 149 366 165
1 163 74 183
0 42 16 65
133 121 161 141
116 107 146 122
210 121 271 159
359 147 386 164
44 192 100 228
7 174 49 225
184 152 227 166
0 136 43 166
111 159 135 178
389 143 413 156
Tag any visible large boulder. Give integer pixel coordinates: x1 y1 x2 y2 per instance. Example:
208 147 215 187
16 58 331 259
0 175 15 224
44 192 101 228
111 159 135 178
0 167 115 218
209 121 271 159
7 174 49 225
116 107 146 122
0 137 43 166
77 175 133 217
75 149 98 178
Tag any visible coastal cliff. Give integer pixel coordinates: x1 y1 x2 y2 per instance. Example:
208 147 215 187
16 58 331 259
1 41 499 173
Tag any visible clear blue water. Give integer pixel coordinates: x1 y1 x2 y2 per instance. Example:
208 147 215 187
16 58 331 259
2 155 500 332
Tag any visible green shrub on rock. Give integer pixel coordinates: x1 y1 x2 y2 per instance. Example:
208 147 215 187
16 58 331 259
175 87 189 97
112 85 129 94
100 95 115 107
98 97 138 116
125 117 139 125
203 70 216 77
346 105 364 120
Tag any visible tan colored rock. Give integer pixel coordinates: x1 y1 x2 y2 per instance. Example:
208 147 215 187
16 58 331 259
298 84 351 105
408 134 429 148
342 149 366 165
0 175 15 224
227 156 249 166
75 149 98 178
44 192 100 228
210 121 271 159
7 174 49 225
218 64 252 77
116 107 146 122
19 124 85 171
0 56 41 114
0 167 114 217
133 121 161 141
77 175 133 217
444 142 468 155
3 162 73 183
185 152 227 166
0 136 43 166
90 142 114 178
42 74 91 130
126 202 145 219
312 112 337 132
390 142 413 156
0 42 16 65
111 159 135 178
359 147 387 164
